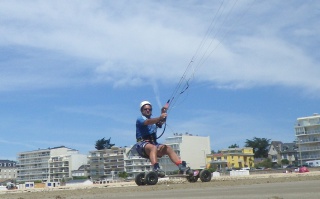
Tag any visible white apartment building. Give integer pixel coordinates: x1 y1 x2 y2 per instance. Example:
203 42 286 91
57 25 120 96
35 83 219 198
88 146 126 180
17 146 87 182
159 133 211 172
295 113 320 165
125 147 152 179
0 160 17 180
124 133 211 178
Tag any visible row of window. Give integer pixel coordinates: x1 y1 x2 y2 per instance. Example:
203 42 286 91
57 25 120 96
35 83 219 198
0 162 16 167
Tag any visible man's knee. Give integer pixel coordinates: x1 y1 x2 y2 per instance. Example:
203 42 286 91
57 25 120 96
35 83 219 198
145 143 157 151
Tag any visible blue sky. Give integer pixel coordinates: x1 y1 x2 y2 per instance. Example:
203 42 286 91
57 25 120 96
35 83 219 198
0 0 319 160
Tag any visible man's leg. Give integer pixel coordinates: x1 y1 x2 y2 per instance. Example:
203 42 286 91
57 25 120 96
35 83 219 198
144 143 158 164
145 143 165 177
158 144 180 163
158 144 192 175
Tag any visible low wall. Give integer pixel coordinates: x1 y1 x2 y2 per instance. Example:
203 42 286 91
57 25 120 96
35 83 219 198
230 170 250 176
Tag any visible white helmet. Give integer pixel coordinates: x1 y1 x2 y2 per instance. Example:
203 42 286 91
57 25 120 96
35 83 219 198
140 101 151 110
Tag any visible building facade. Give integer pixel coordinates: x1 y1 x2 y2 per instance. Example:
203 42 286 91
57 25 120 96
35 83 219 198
88 146 126 180
159 133 211 172
268 141 298 166
125 150 152 179
0 160 17 180
295 113 320 165
210 147 254 170
17 146 87 182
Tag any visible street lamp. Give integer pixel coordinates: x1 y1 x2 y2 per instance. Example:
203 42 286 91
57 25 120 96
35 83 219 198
298 139 303 166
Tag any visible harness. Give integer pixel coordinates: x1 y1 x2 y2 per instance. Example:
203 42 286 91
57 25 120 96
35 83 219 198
135 133 160 158
136 133 158 145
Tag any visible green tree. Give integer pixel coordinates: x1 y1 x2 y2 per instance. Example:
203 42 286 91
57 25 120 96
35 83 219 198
118 172 128 179
256 158 273 168
281 159 289 165
244 137 270 158
228 143 239 148
95 137 115 150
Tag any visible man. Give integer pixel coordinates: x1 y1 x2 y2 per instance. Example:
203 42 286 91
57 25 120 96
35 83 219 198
135 100 191 177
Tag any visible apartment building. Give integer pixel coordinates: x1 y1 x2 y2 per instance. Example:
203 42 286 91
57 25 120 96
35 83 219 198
210 147 254 170
17 146 87 182
159 133 211 173
295 113 320 165
0 160 17 180
125 149 152 179
88 146 126 180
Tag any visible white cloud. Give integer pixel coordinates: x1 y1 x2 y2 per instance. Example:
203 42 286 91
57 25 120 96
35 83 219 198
0 0 319 95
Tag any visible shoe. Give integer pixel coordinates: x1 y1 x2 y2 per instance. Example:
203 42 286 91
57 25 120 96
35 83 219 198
178 161 193 175
153 168 165 178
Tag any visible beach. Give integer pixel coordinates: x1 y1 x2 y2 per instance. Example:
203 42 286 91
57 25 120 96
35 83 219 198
2 171 320 199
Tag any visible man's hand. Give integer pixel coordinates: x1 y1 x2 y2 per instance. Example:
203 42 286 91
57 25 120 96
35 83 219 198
161 103 169 113
160 113 167 121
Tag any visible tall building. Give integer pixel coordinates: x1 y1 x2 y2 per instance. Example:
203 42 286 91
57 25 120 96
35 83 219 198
17 146 87 182
125 148 152 179
88 146 126 180
295 113 320 165
0 160 17 180
159 133 211 172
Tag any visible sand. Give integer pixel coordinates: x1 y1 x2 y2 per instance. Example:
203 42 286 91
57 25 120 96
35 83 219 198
2 171 320 199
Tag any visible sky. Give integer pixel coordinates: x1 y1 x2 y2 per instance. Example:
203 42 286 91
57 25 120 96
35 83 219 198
0 0 319 160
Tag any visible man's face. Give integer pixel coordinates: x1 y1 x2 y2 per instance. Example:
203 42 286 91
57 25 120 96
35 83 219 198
141 104 152 118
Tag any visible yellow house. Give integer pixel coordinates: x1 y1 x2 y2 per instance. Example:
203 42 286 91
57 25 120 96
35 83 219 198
209 147 254 170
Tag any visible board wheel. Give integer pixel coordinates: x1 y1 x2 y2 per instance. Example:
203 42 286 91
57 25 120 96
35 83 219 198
135 172 146 186
186 175 199 183
145 171 158 185
199 169 212 182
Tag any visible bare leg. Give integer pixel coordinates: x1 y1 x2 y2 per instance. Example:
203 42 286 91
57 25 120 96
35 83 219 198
144 143 158 165
158 145 181 164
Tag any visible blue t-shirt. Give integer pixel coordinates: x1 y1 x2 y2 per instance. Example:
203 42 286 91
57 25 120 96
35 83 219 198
136 115 157 139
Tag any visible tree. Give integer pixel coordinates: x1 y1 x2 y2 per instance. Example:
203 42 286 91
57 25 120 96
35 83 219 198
228 143 239 148
118 172 128 179
95 137 115 150
256 158 273 168
244 137 270 158
281 159 289 165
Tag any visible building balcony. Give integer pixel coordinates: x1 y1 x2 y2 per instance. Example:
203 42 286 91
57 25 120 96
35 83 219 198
210 160 228 164
301 154 320 160
300 146 320 152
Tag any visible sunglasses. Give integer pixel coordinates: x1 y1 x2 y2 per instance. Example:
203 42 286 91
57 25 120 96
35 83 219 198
143 108 152 111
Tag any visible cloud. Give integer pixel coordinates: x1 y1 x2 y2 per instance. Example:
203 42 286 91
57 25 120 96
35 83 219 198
0 0 319 96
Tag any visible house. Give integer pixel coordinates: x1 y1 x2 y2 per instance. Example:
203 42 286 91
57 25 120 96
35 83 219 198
268 141 298 166
210 147 255 170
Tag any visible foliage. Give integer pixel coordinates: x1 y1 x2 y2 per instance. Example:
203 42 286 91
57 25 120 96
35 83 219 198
95 137 115 150
245 137 270 158
206 168 216 173
281 159 289 165
118 172 128 179
256 158 273 168
211 150 221 154
73 176 89 180
228 143 239 148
